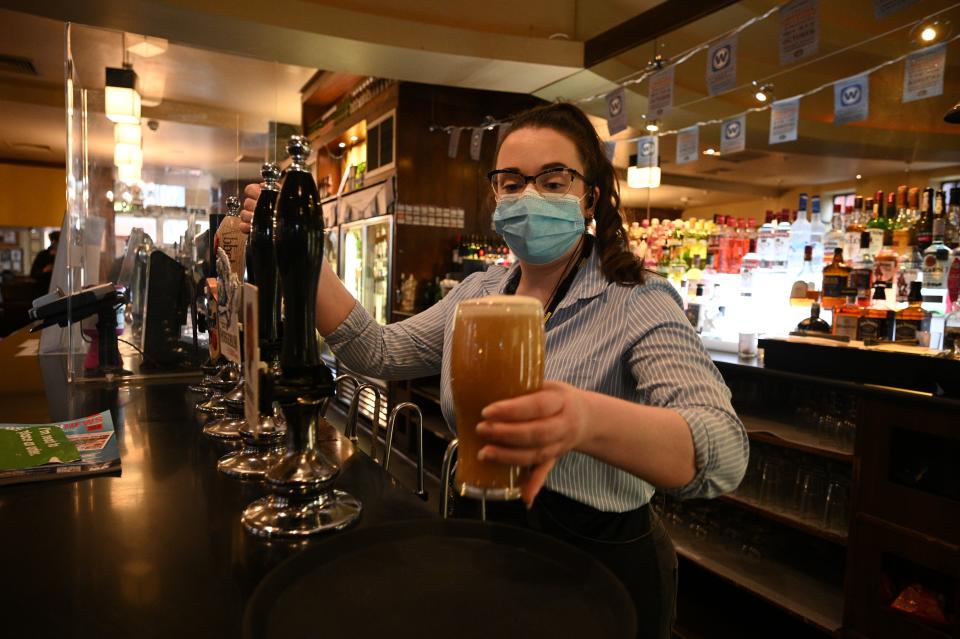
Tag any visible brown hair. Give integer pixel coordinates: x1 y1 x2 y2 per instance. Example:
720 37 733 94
497 102 644 285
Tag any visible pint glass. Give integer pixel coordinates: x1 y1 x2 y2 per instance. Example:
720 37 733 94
450 295 544 500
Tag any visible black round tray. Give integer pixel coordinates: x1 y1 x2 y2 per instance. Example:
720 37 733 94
243 518 636 639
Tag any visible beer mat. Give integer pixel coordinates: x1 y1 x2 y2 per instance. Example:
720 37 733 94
243 519 636 639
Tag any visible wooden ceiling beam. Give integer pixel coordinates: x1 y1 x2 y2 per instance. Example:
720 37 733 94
584 0 740 68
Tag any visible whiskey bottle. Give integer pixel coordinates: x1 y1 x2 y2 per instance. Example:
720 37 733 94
833 291 862 340
858 285 895 342
797 301 831 334
915 187 935 251
822 247 852 310
895 281 931 345
849 232 874 307
247 163 283 357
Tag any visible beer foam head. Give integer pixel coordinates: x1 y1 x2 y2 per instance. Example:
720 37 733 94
456 294 543 317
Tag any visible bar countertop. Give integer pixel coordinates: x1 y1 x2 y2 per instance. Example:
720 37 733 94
0 330 434 638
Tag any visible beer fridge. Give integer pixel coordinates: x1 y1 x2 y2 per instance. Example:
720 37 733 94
339 214 393 326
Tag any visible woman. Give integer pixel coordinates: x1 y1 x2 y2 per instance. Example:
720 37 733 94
241 102 748 638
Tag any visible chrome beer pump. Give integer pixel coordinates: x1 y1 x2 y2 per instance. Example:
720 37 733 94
242 137 362 537
217 163 287 479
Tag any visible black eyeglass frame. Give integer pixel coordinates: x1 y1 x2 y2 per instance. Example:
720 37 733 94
486 167 589 199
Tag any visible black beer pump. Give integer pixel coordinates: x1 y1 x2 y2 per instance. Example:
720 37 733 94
242 137 362 537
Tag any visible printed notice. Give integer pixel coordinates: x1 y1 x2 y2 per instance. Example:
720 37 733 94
648 66 674 118
779 0 819 66
676 126 699 165
636 136 658 168
216 247 242 364
706 35 737 96
720 114 746 155
606 87 628 136
834 74 869 125
903 44 946 103
769 98 800 144
873 0 917 20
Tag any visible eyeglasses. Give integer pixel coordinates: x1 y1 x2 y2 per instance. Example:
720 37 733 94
487 167 587 201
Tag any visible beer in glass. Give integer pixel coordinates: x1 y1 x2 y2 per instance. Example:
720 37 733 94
450 295 544 500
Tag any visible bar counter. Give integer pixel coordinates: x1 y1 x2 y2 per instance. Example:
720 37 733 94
0 329 434 637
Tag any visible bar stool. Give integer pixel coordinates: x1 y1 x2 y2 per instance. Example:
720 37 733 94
384 402 426 501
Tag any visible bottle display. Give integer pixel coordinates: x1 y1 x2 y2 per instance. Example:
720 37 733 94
822 248 852 310
833 292 862 340
849 232 874 307
858 285 895 342
895 281 932 345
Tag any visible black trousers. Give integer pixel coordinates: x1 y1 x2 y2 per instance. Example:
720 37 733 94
454 489 677 639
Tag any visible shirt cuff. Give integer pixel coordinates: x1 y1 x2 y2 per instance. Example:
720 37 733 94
323 301 371 348
669 406 718 500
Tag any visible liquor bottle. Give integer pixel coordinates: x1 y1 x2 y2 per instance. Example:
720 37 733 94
823 203 845 266
833 291 862 340
895 280 931 345
949 243 960 316
790 245 820 305
915 187 935 251
843 196 865 262
247 162 283 357
874 240 899 289
822 247 852 310
866 190 886 255
944 301 960 355
758 211 776 270
685 254 704 295
896 247 922 305
685 283 705 332
859 285 895 342
708 214 724 270
789 193 812 272
921 218 951 314
892 185 913 257
946 187 960 248
797 301 831 334
849 232 874 307
809 195 826 265
773 211 791 272
215 195 249 280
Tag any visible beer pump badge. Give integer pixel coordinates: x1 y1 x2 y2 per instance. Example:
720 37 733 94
216 247 242 364
242 283 262 432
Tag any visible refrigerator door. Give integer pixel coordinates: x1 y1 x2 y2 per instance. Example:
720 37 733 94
340 216 392 326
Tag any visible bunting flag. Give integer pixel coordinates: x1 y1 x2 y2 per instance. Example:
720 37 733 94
676 126 699 164
636 136 658 167
469 127 484 161
902 43 946 103
720 114 746 154
496 123 509 148
447 127 462 158
834 73 869 125
873 0 918 20
604 141 617 162
706 35 738 96
769 98 800 144
648 66 674 118
606 87 628 135
779 0 819 66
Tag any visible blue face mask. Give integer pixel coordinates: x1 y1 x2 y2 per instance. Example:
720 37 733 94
493 192 586 265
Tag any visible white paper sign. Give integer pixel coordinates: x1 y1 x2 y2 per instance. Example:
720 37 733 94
447 127 462 158
242 282 261 431
720 114 746 154
903 44 946 103
676 126 699 164
215 247 242 364
779 0 819 66
769 98 800 144
469 127 484 161
606 87 628 136
636 136 658 168
834 73 869 125
873 0 917 20
648 66 674 118
707 35 737 96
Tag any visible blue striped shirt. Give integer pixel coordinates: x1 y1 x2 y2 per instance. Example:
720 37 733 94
325 247 749 512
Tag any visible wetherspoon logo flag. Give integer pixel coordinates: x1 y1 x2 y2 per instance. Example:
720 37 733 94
636 135 658 168
779 0 819 66
706 35 737 96
469 127 484 161
769 98 800 144
676 125 699 165
648 66 674 118
605 87 628 135
720 114 746 154
834 73 869 125
902 43 946 103
447 127 462 158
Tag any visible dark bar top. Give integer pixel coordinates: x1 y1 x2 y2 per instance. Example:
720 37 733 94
0 329 433 638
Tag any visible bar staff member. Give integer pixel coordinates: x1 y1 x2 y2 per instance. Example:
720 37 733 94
242 102 748 639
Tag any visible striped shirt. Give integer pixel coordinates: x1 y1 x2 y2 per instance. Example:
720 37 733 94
325 246 749 512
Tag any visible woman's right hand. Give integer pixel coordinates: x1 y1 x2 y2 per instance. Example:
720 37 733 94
240 183 260 234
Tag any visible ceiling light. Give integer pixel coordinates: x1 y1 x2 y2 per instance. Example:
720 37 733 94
338 142 346 148
627 165 661 189
703 148 718 156
752 81 773 103
645 120 660 133
921 26 937 42
105 66 141 124
349 135 358 142
105 190 114 202
124 33 168 58
486 125 495 131
114 122 141 146
856 174 862 180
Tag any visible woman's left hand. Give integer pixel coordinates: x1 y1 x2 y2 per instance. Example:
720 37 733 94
476 381 592 507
